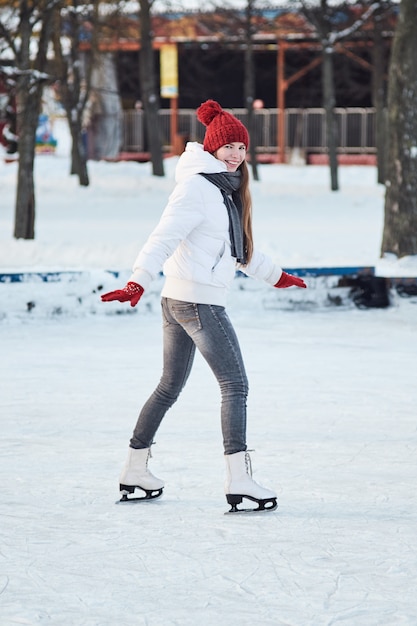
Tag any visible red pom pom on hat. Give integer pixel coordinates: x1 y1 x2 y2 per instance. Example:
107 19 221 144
196 99 223 127
196 99 249 153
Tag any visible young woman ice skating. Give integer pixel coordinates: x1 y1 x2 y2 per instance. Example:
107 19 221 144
101 99 306 512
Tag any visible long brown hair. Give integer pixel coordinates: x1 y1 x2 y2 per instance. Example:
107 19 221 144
239 160 253 264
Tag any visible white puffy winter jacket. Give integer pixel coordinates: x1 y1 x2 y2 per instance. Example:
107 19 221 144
129 142 282 306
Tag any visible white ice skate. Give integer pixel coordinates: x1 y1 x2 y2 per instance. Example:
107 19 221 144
118 447 164 503
224 451 277 513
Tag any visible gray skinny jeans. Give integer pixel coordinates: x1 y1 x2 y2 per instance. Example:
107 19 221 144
130 297 248 454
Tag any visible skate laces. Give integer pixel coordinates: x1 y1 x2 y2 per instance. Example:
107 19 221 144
244 451 253 477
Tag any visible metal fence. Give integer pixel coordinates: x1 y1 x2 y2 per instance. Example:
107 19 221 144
121 107 376 155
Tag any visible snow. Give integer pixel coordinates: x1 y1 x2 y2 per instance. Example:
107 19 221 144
1 119 417 626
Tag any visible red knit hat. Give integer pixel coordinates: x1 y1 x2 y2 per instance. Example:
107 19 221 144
196 100 249 153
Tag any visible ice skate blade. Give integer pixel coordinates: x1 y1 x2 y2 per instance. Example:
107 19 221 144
116 484 163 504
225 493 277 514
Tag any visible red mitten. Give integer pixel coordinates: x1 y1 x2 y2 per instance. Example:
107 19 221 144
275 272 307 289
101 281 144 307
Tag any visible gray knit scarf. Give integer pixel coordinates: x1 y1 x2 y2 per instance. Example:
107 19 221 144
199 171 246 264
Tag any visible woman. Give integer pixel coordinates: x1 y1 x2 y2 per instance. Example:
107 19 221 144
101 100 306 512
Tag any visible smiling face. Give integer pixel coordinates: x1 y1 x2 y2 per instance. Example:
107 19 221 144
214 142 247 172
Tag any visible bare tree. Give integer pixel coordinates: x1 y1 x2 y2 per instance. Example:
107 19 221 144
0 1 60 239
381 0 417 258
371 4 388 185
244 0 259 181
52 1 100 186
300 0 380 191
138 0 164 176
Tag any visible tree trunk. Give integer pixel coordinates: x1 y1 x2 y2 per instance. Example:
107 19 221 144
70 119 89 186
14 85 40 239
372 8 387 185
14 2 54 240
139 0 164 177
381 0 417 258
322 48 339 191
244 0 259 181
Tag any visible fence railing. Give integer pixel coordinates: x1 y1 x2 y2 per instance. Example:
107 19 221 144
121 107 377 155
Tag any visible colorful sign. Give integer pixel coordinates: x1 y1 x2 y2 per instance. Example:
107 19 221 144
160 44 178 98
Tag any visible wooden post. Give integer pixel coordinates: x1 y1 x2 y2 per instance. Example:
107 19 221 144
171 96 178 154
160 42 179 154
277 40 286 163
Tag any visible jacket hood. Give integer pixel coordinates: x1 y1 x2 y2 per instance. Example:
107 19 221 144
175 142 226 183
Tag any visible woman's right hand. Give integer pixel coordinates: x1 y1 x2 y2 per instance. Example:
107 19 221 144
101 281 144 307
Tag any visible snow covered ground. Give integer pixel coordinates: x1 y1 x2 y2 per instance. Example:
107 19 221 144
1 121 417 625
